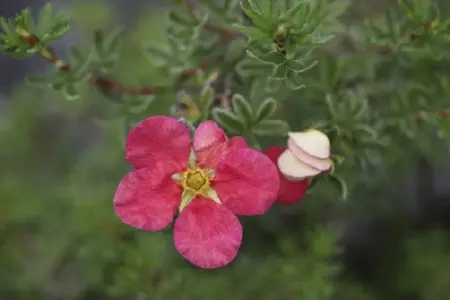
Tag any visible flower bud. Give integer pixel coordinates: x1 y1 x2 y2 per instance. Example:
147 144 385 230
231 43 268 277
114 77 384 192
277 129 331 181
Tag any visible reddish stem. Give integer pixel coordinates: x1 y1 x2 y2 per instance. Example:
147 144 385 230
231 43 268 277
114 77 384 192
18 31 206 96
184 0 244 38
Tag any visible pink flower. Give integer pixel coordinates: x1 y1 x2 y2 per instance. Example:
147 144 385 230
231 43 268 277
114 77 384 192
114 116 279 269
264 146 309 205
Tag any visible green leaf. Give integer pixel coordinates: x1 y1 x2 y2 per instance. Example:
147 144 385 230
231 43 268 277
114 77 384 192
168 9 196 26
327 174 348 200
199 87 214 119
263 0 274 18
308 175 322 191
48 15 70 40
246 49 286 65
127 95 155 114
252 119 289 136
232 24 268 43
61 83 80 101
287 59 318 73
68 46 84 64
231 94 253 129
225 38 246 63
146 47 171 66
254 98 277 123
239 2 270 31
284 71 306 90
271 63 288 79
280 0 307 22
0 17 13 37
104 27 124 55
25 73 61 87
17 8 35 32
236 57 272 78
93 30 104 57
211 108 245 134
265 77 282 92
72 51 92 78
36 2 54 37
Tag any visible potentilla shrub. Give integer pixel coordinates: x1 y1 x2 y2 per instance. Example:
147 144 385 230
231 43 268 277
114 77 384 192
1 0 450 298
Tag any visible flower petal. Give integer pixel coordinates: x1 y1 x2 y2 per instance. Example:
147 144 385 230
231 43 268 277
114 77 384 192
264 147 309 205
114 164 181 231
193 121 234 169
287 137 331 171
288 130 330 159
278 149 321 180
173 197 242 269
126 116 191 170
229 136 248 150
213 148 279 215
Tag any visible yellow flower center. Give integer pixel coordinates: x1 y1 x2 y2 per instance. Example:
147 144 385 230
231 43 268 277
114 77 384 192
182 168 210 195
171 149 221 212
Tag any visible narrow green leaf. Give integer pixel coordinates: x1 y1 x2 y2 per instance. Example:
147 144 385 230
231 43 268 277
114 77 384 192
0 17 12 36
255 98 277 123
25 73 60 87
48 17 70 40
73 51 92 78
51 82 65 91
236 57 272 78
0 33 7 44
36 2 53 36
62 84 80 101
287 59 318 73
239 2 269 31
225 38 246 63
199 87 214 119
168 9 195 26
308 175 322 190
20 8 35 32
246 49 286 65
104 27 124 55
224 0 239 13
252 119 289 136
127 95 155 114
271 63 288 79
93 30 104 57
100 59 117 73
146 47 171 65
211 108 245 133
327 174 348 200
167 34 180 54
385 9 396 37
68 46 83 64
231 94 253 129
263 0 274 18
284 72 306 90
232 24 267 43
246 0 262 13
265 77 282 92
280 1 307 22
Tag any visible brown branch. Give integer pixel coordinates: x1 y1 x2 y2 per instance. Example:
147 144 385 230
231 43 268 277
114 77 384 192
184 0 244 38
16 28 207 96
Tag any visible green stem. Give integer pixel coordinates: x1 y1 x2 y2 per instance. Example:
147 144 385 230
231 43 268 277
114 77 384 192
244 131 261 150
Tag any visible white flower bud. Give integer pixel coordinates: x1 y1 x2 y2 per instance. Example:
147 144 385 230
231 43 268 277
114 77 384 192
277 149 321 181
277 129 332 180
287 137 331 171
288 130 330 159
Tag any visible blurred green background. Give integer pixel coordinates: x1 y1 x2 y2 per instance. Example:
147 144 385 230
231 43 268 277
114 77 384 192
2 0 450 299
